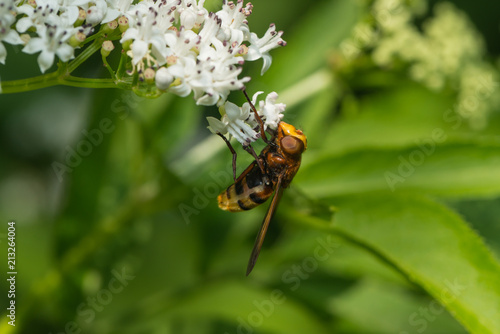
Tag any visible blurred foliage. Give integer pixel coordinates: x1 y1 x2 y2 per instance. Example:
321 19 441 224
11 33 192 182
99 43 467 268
1 0 500 333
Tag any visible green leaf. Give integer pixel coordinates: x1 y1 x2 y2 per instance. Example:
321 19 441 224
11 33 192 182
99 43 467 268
332 193 500 334
329 278 466 334
169 280 329 334
324 83 455 155
297 142 500 199
248 0 359 92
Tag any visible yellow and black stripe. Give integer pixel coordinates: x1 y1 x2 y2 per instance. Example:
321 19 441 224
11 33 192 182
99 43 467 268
218 163 274 212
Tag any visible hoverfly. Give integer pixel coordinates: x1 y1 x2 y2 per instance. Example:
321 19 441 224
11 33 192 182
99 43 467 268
217 91 307 275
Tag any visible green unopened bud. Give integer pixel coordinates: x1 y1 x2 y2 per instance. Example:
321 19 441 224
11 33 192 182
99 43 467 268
74 8 86 26
101 40 115 57
69 32 86 47
103 20 118 33
118 16 129 33
144 68 155 84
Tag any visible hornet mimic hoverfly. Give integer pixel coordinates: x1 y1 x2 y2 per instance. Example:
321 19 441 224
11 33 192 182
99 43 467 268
217 91 307 275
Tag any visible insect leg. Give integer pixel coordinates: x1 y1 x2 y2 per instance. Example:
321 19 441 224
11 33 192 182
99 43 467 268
243 144 266 175
217 133 237 182
243 89 269 144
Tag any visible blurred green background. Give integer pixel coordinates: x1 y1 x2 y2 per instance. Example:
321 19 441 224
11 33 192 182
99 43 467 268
1 0 500 333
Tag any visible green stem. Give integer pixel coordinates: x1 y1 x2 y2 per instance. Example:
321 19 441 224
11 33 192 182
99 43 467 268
61 76 121 88
102 54 117 81
116 51 129 79
66 38 103 73
0 72 59 93
0 75 128 92
0 31 127 93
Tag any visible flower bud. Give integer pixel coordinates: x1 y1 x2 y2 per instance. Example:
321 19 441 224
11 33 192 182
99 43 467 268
101 40 115 57
69 32 86 47
103 20 118 34
118 16 129 33
166 55 178 66
144 68 155 84
155 67 174 90
236 44 248 57
74 8 86 26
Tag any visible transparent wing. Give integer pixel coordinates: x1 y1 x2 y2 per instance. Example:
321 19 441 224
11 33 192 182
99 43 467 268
246 172 286 276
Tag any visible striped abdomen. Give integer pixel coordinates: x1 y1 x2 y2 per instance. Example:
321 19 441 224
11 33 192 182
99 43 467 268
218 162 274 212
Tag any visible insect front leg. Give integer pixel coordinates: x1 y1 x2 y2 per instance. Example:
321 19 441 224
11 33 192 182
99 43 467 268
217 133 238 182
243 144 266 175
243 89 269 144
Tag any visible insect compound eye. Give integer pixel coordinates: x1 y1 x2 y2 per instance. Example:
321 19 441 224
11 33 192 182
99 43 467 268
281 136 304 156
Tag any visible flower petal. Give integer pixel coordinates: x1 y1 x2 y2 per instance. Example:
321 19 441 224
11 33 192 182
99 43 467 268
38 50 55 73
23 37 45 54
206 116 227 134
15 17 33 34
56 43 75 62
0 42 7 64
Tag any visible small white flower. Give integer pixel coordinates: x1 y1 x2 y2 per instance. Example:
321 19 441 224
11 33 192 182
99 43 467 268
166 56 197 97
164 27 199 60
206 91 286 145
155 66 174 90
246 23 286 74
216 0 252 44
257 91 285 129
23 24 75 73
197 12 221 46
192 38 249 105
86 0 109 25
121 7 169 66
102 0 133 23
206 116 227 134
221 100 259 146
16 0 61 33
176 0 207 30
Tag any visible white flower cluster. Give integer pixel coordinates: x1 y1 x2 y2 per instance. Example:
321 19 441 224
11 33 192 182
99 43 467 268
206 91 285 146
339 0 499 128
0 0 89 72
128 0 286 105
0 0 286 106
0 0 25 65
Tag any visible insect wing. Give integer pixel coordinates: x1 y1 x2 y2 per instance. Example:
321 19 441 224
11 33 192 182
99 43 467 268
246 173 286 276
